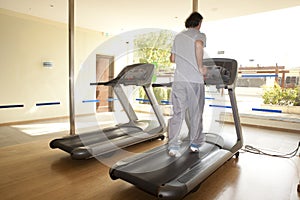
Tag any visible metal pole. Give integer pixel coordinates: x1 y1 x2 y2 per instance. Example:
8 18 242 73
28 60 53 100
69 0 75 135
193 0 198 12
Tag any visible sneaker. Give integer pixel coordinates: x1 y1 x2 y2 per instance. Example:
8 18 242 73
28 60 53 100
168 148 181 157
190 144 200 152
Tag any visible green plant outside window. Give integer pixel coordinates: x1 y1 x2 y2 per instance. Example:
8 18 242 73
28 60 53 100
262 83 300 106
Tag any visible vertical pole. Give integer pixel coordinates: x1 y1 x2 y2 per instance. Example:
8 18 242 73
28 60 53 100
193 0 198 12
69 0 75 135
275 63 279 87
281 71 286 88
228 88 244 152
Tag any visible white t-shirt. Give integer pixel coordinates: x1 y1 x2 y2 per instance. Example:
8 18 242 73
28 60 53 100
171 28 206 83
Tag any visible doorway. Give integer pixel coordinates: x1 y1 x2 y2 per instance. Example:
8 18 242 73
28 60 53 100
96 55 114 112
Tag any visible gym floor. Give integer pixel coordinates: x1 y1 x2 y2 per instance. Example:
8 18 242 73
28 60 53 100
0 117 299 200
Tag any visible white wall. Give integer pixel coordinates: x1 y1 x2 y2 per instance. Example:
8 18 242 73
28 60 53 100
0 9 107 124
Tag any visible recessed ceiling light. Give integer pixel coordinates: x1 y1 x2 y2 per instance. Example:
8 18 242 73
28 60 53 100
50 4 54 8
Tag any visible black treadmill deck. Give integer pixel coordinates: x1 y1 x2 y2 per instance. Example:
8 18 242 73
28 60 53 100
110 140 228 199
50 126 164 159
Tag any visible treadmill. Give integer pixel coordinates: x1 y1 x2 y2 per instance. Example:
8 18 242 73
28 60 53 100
50 63 166 159
109 58 243 199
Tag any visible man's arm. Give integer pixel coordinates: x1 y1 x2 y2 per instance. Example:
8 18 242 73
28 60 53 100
170 53 175 63
195 40 207 75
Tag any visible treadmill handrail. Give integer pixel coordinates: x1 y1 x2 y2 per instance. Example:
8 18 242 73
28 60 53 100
152 58 238 89
152 82 173 88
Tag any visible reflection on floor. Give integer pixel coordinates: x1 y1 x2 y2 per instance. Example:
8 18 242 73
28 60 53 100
0 114 299 200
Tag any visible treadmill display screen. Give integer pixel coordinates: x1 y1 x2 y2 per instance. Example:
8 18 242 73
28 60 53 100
119 64 154 86
203 58 238 87
90 63 154 87
123 68 147 81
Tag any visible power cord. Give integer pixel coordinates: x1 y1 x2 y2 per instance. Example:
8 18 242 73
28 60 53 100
242 141 300 158
242 141 300 193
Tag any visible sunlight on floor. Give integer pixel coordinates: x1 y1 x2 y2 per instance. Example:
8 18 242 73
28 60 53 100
10 113 119 136
10 120 118 136
11 123 69 136
9 111 162 136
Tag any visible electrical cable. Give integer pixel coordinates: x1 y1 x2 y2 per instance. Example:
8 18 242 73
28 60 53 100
241 141 300 158
241 141 300 193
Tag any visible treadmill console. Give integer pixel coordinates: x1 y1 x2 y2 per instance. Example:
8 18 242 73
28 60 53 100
203 58 237 88
90 63 154 87
116 63 154 86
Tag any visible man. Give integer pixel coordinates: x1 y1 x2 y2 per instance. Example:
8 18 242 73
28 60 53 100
168 12 207 157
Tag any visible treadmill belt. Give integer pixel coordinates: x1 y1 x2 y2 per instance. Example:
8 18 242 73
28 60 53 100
111 142 219 195
50 126 143 153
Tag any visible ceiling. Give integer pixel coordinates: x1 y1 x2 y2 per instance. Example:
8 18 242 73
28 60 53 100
1 0 300 33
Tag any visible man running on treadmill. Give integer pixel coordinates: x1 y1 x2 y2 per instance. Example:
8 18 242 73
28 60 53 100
168 12 207 157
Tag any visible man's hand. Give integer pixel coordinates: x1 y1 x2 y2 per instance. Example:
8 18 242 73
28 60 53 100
199 66 207 77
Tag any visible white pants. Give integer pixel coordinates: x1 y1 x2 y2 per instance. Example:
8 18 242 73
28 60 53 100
168 82 205 149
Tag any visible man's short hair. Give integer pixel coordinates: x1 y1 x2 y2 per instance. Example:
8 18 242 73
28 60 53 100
185 12 203 28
